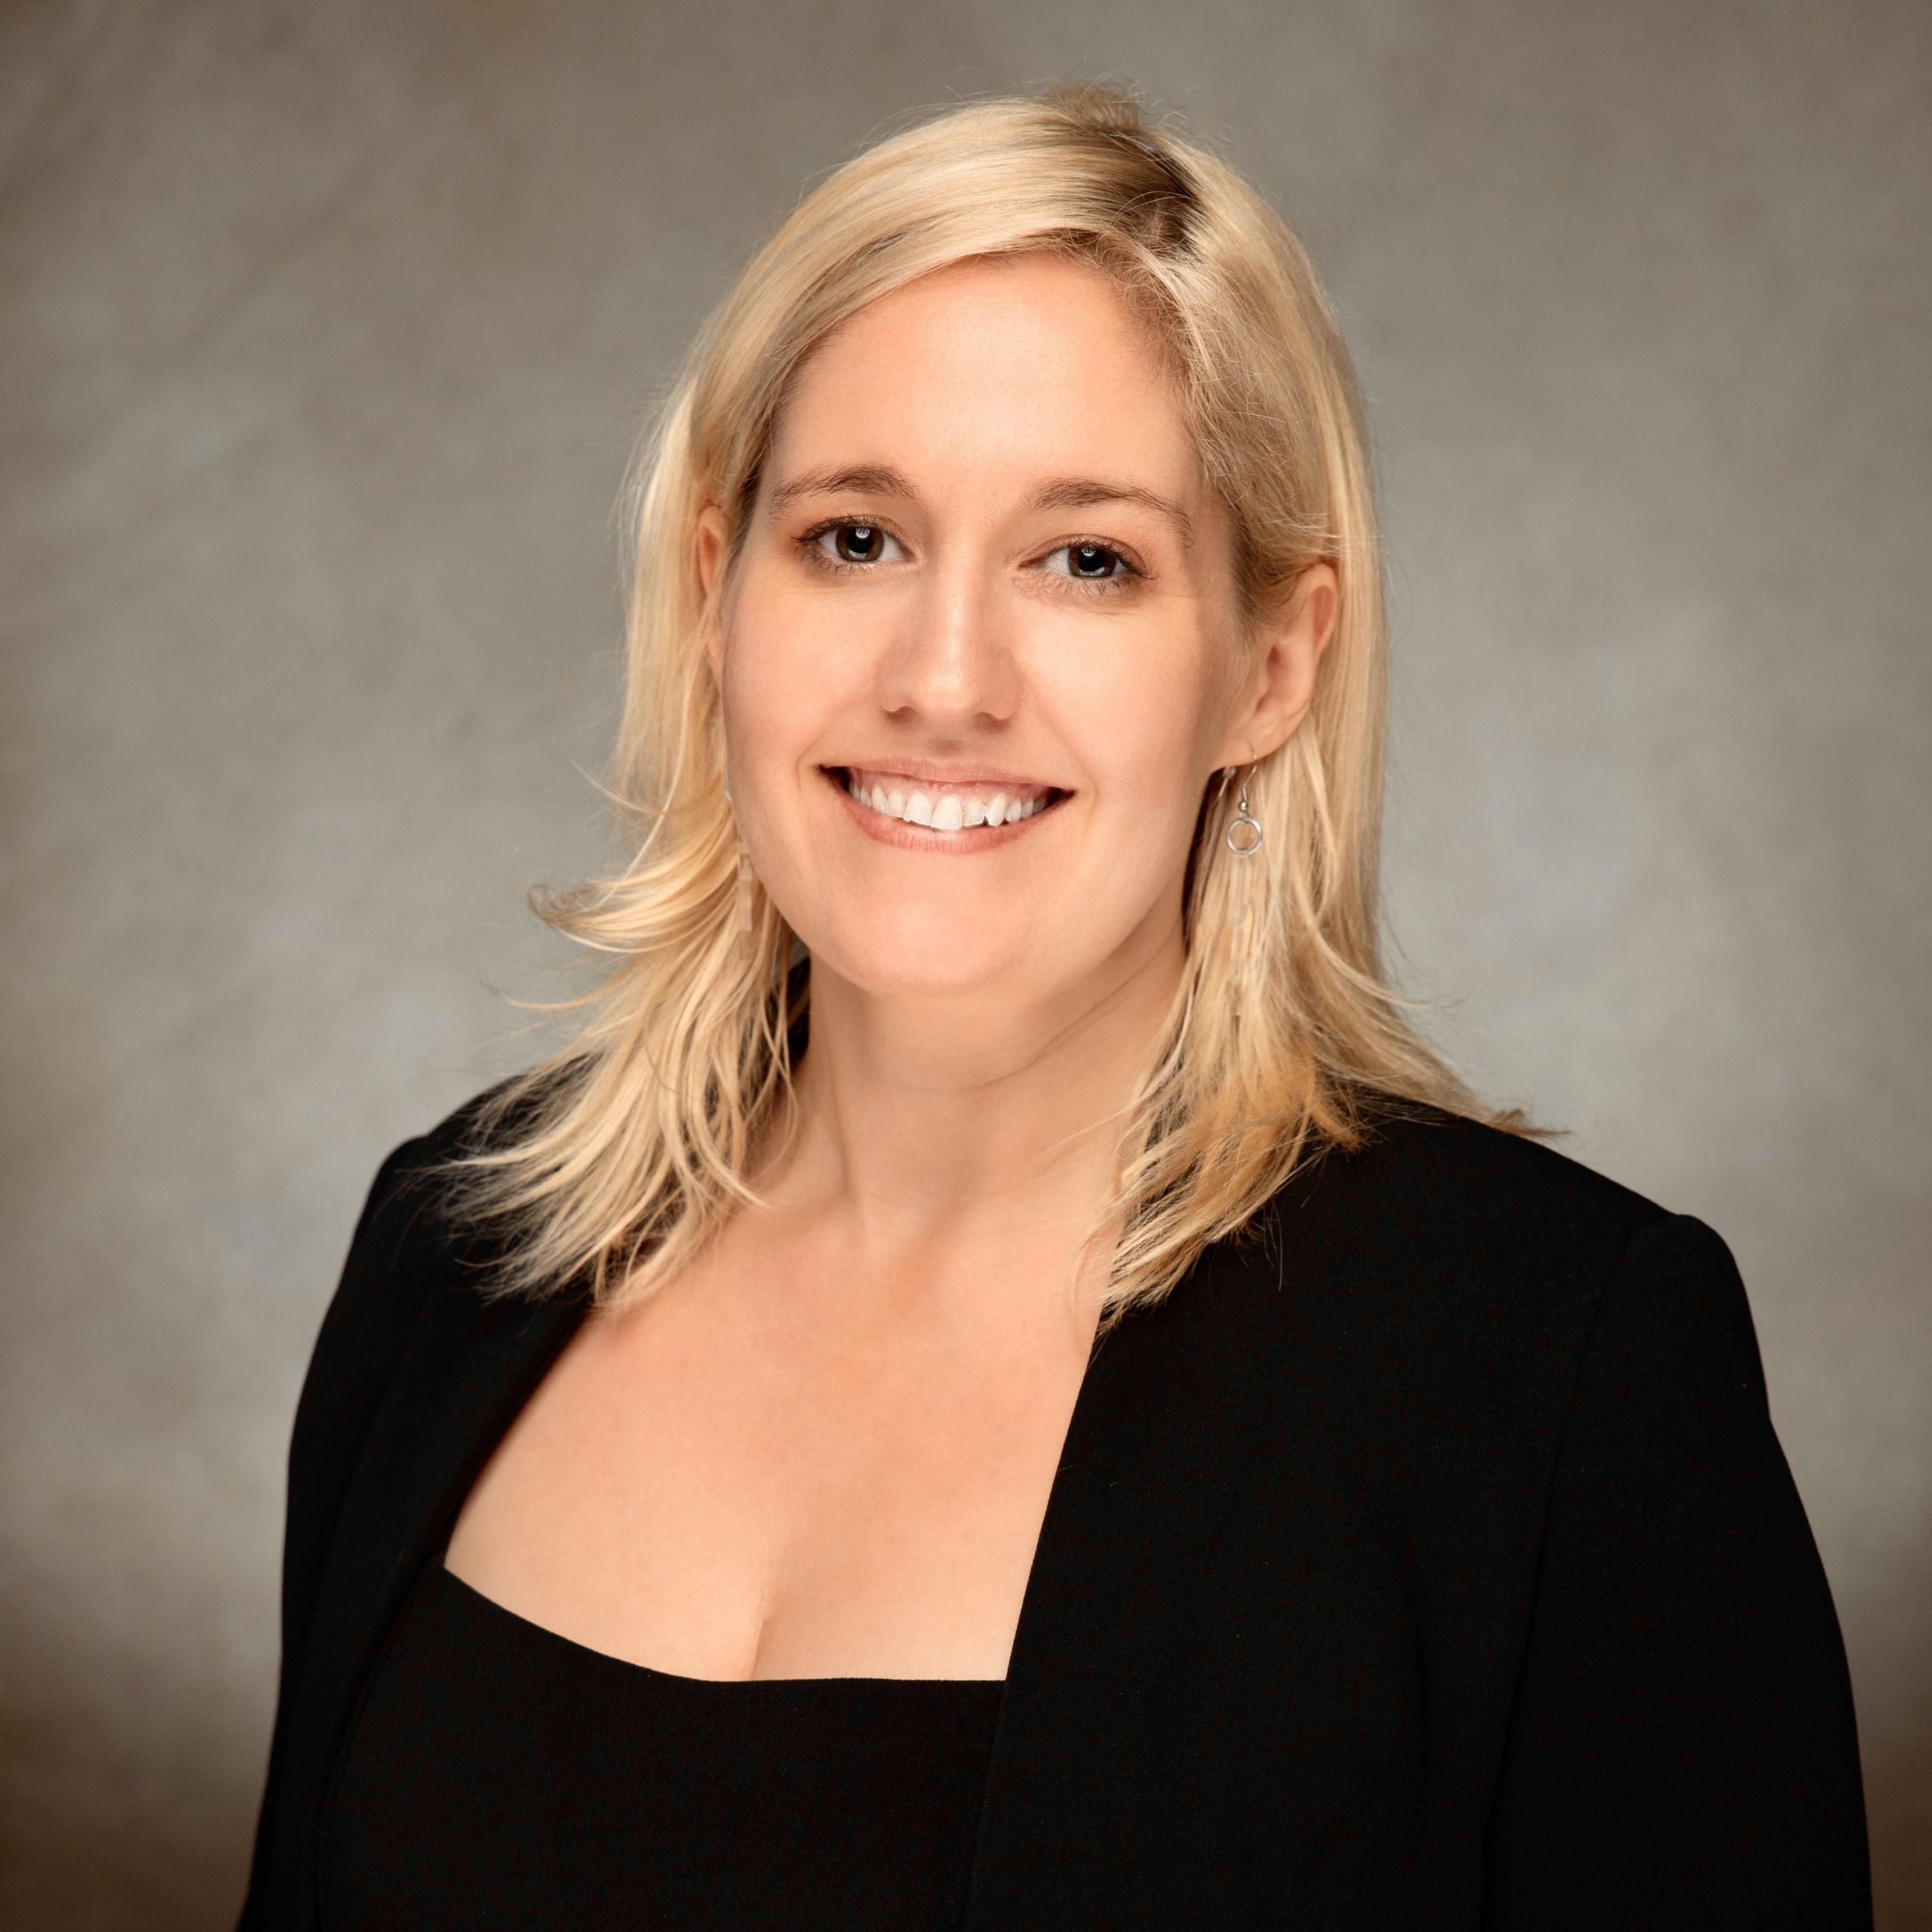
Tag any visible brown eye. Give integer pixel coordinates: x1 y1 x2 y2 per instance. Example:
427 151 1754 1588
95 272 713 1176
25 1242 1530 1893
1046 541 1133 583
806 520 905 571
832 522 885 563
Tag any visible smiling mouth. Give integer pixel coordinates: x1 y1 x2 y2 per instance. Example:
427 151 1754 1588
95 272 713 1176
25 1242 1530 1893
827 766 1068 835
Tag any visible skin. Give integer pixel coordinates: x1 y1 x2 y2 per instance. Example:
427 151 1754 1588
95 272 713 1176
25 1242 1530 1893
447 254 1337 1681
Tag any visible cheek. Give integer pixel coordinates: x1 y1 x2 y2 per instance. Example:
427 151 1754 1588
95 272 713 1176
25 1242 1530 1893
712 571 896 944
1013 644 1227 955
1043 641 1224 846
716 575 853 792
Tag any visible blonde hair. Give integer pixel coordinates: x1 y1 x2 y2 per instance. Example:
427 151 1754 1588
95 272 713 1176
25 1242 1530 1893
457 82 1485 1320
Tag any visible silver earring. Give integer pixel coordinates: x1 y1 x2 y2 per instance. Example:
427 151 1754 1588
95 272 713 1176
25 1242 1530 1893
735 844 754 936
723 770 754 937
1224 765 1263 1011
1224 765 1263 860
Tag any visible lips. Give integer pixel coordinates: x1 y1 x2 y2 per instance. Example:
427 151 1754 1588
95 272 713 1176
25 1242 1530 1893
824 765 1068 838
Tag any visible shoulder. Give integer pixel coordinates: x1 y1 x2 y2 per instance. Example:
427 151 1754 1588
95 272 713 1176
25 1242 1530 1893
292 1080 534 1460
1263 1101 1682 1304
320 1087 505 1321
1205 1101 1752 1415
1303 1101 1667 1253
350 1068 564 1268
1155 1107 1786 1588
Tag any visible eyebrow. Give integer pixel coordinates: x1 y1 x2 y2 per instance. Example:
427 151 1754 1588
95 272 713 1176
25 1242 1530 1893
1030 476 1195 549
766 464 1195 549
766 464 911 511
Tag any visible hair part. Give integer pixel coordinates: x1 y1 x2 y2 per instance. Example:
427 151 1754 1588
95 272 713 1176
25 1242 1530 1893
452 80 1493 1321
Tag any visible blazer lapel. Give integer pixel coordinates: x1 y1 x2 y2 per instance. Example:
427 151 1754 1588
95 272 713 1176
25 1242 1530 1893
272 1263 585 1926
958 1230 1254 1931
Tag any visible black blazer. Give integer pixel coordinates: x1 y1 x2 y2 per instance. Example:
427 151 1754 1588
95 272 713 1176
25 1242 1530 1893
239 1096 1871 1929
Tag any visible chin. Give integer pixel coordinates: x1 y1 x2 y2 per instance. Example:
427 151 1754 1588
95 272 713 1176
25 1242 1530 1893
827 951 1026 1005
804 910 1035 1005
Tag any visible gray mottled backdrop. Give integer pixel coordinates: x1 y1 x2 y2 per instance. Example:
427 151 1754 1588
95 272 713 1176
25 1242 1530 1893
3 0 1927 1924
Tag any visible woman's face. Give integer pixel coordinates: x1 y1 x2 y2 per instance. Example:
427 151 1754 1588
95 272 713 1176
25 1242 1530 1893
701 252 1326 1016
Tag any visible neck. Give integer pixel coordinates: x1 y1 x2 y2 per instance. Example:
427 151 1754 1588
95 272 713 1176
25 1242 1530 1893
756 909 1186 1278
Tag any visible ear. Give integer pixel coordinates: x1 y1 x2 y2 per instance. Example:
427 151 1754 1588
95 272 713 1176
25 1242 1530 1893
1209 562 1339 770
696 504 731 679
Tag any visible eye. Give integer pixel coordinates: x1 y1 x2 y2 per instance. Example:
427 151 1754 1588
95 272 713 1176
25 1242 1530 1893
810 521 904 566
1044 541 1137 584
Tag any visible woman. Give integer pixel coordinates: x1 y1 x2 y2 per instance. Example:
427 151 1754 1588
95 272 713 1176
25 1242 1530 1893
239 84 1870 1930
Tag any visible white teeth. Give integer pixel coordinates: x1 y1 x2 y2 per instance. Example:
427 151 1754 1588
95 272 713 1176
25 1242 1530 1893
842 772 1051 835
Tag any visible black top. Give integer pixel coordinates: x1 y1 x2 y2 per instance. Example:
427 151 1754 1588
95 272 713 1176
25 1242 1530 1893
323 1560 1001 1930
242 1097 1872 1930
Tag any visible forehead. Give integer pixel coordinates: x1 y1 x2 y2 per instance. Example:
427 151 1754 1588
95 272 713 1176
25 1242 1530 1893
764 254 1199 501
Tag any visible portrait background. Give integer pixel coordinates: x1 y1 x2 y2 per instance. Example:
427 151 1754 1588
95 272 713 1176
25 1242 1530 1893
3 1 1927 1924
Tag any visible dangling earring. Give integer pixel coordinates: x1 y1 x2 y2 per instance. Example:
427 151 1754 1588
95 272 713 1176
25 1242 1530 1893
723 771 755 938
735 845 754 936
1224 764 1264 1013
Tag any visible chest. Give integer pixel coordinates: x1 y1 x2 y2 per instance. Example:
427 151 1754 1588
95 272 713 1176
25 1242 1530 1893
443 1262 1097 1681
277 1246 1578 1932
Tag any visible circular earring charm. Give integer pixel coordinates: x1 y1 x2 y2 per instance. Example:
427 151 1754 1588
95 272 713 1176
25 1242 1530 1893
1225 766 1263 858
1224 764 1264 1017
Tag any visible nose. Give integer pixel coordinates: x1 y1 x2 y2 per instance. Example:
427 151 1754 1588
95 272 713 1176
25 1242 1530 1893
873 556 1021 728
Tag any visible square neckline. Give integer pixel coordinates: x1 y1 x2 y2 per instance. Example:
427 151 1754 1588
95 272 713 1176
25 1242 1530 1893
436 1558 1010 1690
433 1302 1114 1692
